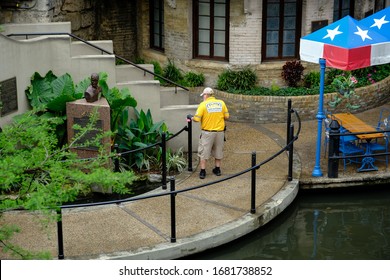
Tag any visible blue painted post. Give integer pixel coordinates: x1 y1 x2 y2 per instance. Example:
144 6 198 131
312 58 327 177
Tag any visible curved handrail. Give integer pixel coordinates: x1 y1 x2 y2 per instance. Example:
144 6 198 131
7 32 189 92
62 109 301 209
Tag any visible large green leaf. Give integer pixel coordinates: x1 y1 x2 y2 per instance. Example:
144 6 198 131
51 73 74 97
47 94 77 112
47 74 76 112
25 72 57 110
98 72 109 95
74 77 90 99
105 87 137 110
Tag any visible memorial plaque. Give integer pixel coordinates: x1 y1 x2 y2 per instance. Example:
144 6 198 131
0 77 18 117
66 97 111 161
73 116 103 151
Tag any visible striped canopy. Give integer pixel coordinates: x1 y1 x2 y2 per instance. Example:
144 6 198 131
300 14 390 70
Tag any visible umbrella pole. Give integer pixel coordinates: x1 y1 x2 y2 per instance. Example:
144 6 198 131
312 58 326 177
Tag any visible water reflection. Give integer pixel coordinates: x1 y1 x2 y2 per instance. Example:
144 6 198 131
185 187 390 260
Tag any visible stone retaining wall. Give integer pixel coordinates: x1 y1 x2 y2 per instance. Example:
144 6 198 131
191 75 390 124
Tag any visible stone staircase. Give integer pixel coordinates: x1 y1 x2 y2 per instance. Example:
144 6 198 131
1 21 199 151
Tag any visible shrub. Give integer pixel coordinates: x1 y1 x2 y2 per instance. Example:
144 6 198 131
115 108 171 171
163 59 183 84
281 60 304 87
0 111 137 258
303 71 320 88
217 66 257 91
326 68 343 85
183 71 205 87
150 60 166 84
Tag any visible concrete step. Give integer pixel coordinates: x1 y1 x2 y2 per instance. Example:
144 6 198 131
3 22 71 39
115 64 155 83
116 80 162 121
160 87 189 107
70 54 116 85
71 40 113 57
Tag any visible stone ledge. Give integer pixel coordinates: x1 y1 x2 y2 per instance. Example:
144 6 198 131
190 75 390 124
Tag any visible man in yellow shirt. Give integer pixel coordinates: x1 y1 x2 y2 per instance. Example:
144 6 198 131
192 87 229 179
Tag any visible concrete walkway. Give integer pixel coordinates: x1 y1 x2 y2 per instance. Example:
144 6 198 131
1 104 390 260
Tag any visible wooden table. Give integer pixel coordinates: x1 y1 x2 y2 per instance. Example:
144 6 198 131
332 113 384 171
332 113 383 140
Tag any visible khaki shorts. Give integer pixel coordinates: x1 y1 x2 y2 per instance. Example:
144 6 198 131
197 131 225 160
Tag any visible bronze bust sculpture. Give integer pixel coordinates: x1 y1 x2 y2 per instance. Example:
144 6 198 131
84 73 102 103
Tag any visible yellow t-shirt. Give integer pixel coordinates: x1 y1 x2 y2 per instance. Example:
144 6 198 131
193 96 229 131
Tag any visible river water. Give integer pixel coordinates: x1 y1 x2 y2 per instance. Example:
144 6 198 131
184 185 390 260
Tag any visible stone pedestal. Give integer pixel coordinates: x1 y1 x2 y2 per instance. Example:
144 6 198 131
66 98 111 159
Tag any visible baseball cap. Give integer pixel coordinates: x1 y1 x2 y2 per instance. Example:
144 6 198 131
200 87 214 96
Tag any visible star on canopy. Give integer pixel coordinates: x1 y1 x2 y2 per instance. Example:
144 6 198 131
354 26 372 41
370 15 390 29
323 25 343 40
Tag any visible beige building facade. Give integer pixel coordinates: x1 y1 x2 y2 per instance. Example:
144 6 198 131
1 0 389 87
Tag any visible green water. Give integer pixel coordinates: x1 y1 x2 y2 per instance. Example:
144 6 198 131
184 186 390 260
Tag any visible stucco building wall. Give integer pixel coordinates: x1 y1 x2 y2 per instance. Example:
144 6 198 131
1 0 387 87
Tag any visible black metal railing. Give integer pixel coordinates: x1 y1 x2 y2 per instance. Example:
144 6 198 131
6 32 189 93
112 122 192 190
55 100 300 259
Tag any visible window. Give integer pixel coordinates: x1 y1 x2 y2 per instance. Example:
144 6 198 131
193 0 229 61
150 0 164 51
262 0 302 61
333 0 354 21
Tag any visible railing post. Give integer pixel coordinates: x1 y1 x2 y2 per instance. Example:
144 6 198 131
162 132 167 190
170 177 176 243
328 120 340 178
312 58 327 177
288 124 294 181
251 152 257 214
57 209 64 259
287 99 292 147
187 115 193 171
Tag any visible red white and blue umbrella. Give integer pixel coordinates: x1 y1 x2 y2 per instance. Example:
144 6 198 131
300 15 389 70
359 7 390 65
360 7 390 39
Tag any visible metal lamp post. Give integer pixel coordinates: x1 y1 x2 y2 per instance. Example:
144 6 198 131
312 58 326 177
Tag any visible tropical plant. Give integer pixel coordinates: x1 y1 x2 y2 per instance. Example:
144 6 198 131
166 147 187 174
328 72 360 111
115 108 171 171
144 147 187 176
303 71 320 88
183 71 205 87
25 71 82 112
151 60 166 84
163 59 183 84
24 71 137 147
281 60 305 87
25 71 84 146
217 66 257 91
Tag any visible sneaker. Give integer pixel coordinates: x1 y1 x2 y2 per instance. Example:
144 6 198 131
212 167 221 176
199 169 206 179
